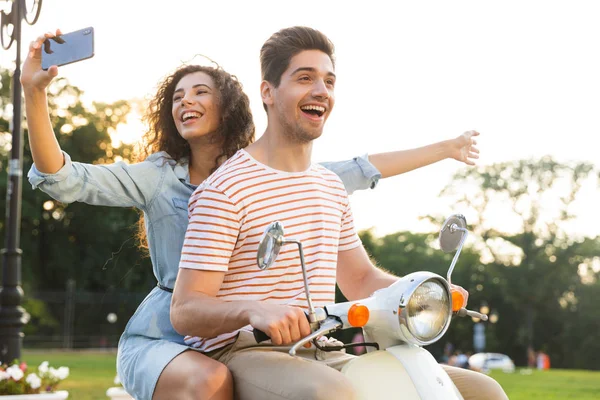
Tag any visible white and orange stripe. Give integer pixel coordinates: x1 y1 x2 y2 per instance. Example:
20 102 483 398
179 149 360 352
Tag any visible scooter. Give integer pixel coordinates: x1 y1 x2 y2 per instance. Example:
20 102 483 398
253 214 488 400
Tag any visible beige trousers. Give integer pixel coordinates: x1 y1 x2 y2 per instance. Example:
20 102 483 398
208 331 507 400
442 364 509 400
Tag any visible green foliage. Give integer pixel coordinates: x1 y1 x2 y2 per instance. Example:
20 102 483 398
354 157 600 370
0 66 153 342
0 66 152 293
438 159 600 368
22 297 60 336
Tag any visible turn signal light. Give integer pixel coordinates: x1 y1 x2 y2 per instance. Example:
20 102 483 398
451 290 465 312
348 304 370 327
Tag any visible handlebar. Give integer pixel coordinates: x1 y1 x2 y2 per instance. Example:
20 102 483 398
253 328 271 343
457 308 489 321
253 310 311 343
252 309 327 343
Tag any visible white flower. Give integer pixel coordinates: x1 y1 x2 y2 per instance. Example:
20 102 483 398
0 370 10 381
114 374 121 385
6 364 24 381
48 367 59 379
47 366 69 380
56 367 69 380
26 373 42 389
38 361 49 374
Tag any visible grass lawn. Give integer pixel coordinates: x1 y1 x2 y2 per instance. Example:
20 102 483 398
489 369 600 399
20 350 600 399
22 350 118 400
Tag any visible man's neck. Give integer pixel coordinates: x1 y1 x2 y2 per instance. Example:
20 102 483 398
246 126 313 173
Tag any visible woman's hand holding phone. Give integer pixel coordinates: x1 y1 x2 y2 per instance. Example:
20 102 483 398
21 29 62 94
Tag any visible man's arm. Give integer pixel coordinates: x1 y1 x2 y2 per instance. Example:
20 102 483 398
368 130 480 179
171 268 311 344
335 169 472 303
336 245 398 301
336 245 470 307
171 268 248 338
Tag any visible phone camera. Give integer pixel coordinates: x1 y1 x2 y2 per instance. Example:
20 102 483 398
83 29 91 35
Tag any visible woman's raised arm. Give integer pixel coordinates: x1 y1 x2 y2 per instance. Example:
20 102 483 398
21 29 65 173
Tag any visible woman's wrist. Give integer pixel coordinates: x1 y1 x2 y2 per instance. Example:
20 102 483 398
23 86 47 98
437 139 453 160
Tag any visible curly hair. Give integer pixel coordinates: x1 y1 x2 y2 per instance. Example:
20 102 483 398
136 64 255 251
140 64 255 165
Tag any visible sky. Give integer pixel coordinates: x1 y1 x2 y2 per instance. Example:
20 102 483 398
2 0 599 238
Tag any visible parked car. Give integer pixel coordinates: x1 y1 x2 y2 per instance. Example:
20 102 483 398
469 353 515 373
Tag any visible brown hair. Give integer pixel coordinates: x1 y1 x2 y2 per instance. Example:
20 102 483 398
260 26 335 110
136 64 255 251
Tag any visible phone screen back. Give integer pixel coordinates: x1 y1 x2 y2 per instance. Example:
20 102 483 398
41 27 94 70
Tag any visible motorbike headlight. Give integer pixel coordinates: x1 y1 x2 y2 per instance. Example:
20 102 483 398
402 278 451 345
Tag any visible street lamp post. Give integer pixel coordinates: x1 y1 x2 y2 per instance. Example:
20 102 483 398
0 0 43 363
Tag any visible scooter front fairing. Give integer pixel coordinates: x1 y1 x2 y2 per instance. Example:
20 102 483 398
341 345 463 400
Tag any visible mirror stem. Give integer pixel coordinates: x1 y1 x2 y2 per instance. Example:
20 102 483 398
285 240 317 325
447 225 469 286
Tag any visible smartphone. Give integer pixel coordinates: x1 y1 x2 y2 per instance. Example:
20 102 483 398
41 27 95 70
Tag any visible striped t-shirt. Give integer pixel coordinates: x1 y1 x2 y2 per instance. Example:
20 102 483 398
179 149 361 352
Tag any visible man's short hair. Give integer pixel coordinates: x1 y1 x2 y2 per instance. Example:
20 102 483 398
260 26 336 88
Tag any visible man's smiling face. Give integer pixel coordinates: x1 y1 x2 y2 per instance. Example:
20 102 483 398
270 49 336 143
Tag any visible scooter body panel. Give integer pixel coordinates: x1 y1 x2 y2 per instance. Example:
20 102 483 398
341 351 420 399
387 345 463 400
341 345 463 400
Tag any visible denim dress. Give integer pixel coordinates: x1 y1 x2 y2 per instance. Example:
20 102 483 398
28 151 380 400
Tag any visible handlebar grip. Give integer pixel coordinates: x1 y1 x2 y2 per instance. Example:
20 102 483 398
457 307 489 321
253 311 313 343
253 328 271 343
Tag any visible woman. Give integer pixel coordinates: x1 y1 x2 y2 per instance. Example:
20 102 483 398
23 30 479 400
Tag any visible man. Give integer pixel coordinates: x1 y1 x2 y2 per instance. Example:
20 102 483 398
171 26 507 400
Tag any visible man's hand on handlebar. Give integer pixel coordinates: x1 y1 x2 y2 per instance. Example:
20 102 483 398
248 303 311 345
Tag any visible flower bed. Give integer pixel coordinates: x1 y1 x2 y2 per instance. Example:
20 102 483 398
106 387 133 399
0 361 68 397
0 391 68 399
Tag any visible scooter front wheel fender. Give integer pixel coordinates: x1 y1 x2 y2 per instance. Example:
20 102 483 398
341 346 463 400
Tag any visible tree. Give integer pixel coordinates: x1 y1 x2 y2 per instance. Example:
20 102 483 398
438 158 600 368
0 67 153 343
